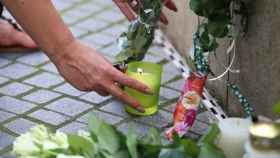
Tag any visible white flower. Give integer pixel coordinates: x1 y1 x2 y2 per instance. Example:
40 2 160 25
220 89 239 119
13 133 40 156
50 131 69 149
29 125 50 142
57 154 85 158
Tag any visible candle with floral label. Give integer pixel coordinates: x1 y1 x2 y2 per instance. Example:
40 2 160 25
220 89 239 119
217 118 252 158
166 72 207 139
125 61 162 116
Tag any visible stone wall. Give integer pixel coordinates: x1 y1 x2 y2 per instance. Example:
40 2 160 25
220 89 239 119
162 0 280 118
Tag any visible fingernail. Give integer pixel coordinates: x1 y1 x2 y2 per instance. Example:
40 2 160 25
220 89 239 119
160 14 169 25
145 87 154 95
135 106 145 113
166 1 178 12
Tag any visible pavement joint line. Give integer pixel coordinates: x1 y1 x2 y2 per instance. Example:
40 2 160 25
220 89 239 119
77 19 127 39
59 0 91 14
67 5 113 27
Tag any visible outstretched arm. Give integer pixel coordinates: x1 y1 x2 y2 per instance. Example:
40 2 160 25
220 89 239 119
2 0 150 112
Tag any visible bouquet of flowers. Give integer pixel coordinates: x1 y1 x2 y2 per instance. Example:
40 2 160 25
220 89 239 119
13 115 225 158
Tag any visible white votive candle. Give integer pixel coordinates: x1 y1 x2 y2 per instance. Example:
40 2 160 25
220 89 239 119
217 118 252 158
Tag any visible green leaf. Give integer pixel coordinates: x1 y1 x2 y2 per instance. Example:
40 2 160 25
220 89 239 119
68 134 95 157
141 128 161 145
138 144 163 158
190 0 204 16
180 138 200 157
114 150 131 158
126 127 138 158
88 114 102 135
97 122 121 154
159 146 188 158
273 100 280 115
198 143 225 158
207 19 229 38
199 123 220 145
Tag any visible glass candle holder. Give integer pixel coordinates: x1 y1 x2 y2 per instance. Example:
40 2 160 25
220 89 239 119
217 118 252 158
125 61 162 116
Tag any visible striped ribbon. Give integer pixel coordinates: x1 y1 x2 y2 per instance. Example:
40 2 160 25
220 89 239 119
154 30 228 121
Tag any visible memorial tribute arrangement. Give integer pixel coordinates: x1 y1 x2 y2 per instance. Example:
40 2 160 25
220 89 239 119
13 0 280 158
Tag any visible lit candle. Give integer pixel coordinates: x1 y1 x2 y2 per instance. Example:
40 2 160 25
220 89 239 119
125 61 162 116
217 118 252 158
244 123 280 158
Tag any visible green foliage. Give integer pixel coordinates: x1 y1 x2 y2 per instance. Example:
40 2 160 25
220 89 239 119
69 115 225 158
273 100 280 115
189 0 248 75
115 0 163 64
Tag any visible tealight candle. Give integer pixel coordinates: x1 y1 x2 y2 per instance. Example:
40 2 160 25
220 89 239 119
125 61 162 116
217 118 252 158
244 123 280 158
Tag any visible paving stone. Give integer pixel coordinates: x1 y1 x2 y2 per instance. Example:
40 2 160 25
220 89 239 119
159 96 168 104
0 96 35 114
135 110 173 128
0 153 16 158
4 118 36 134
0 132 14 150
101 44 119 57
0 82 33 96
41 62 59 74
163 103 176 113
29 109 69 126
161 63 181 83
160 87 180 100
62 15 79 25
143 54 164 63
166 79 185 91
59 122 87 134
76 3 102 13
75 19 108 31
94 0 112 7
54 83 85 97
0 77 9 85
83 33 114 46
103 24 127 37
77 110 123 125
196 111 215 124
117 121 152 137
189 120 209 135
69 26 88 37
16 52 49 66
0 63 36 79
0 111 15 123
79 92 110 104
0 52 25 61
96 10 125 22
24 72 64 88
23 89 61 104
0 58 11 68
52 0 73 11
46 98 91 116
100 101 129 117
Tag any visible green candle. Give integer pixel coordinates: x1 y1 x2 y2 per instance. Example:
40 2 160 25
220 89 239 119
125 61 163 116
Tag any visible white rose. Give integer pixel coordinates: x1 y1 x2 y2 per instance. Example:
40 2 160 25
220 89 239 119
13 133 40 156
29 125 50 142
52 131 69 149
57 154 85 158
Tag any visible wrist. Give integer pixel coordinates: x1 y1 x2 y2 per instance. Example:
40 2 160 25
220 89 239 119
48 37 78 64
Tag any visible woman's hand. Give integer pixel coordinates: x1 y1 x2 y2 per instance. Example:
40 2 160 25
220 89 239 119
113 0 177 25
52 40 151 112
